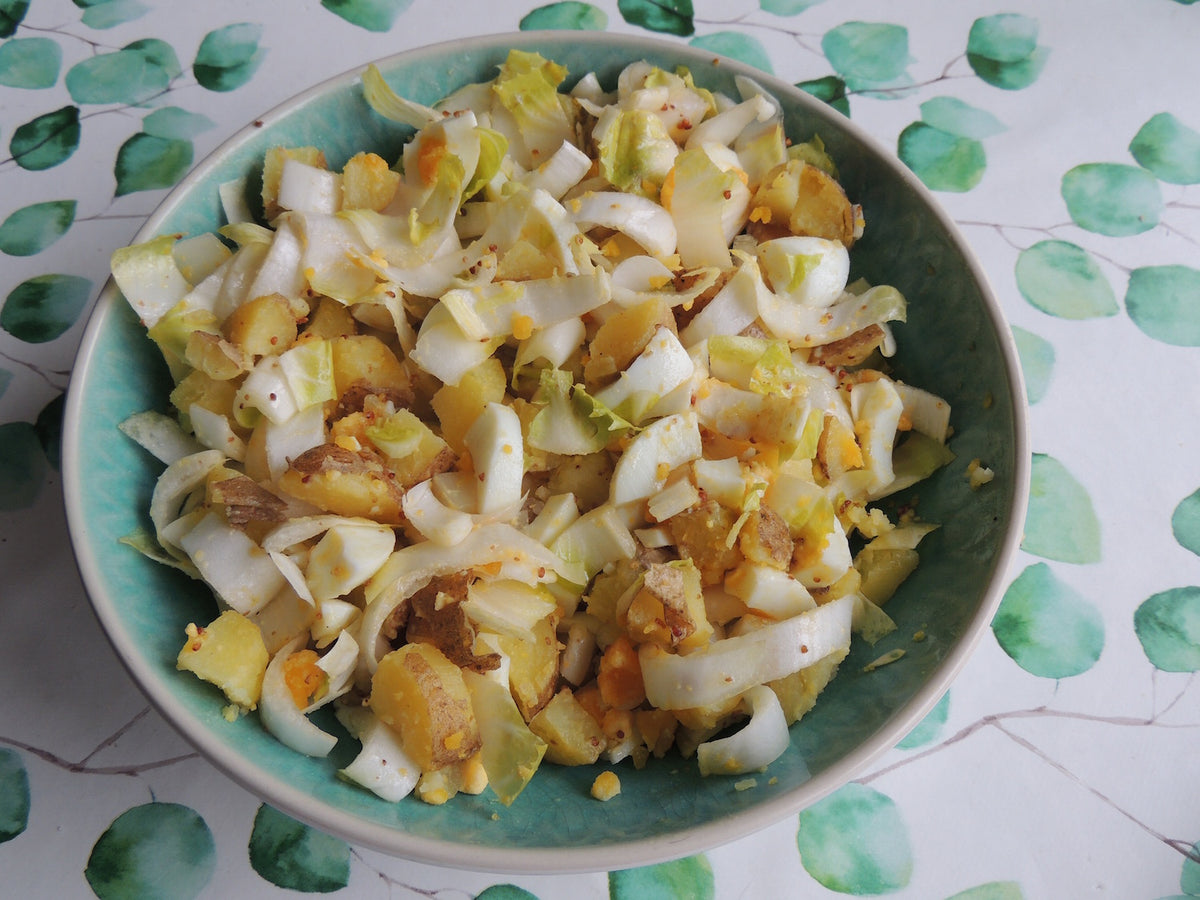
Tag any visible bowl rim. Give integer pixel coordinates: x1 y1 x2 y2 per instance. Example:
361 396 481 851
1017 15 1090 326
62 29 1032 874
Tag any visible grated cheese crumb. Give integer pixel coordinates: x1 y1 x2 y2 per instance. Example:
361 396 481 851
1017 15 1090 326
590 770 622 801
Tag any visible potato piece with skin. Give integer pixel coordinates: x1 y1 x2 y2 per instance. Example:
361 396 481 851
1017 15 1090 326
547 451 614 512
371 642 482 772
583 298 676 387
529 688 606 766
341 151 401 211
747 159 856 247
277 443 405 524
738 504 794 571
224 293 299 359
176 610 269 709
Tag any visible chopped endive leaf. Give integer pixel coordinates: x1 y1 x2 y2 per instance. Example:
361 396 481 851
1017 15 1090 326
361 63 438 127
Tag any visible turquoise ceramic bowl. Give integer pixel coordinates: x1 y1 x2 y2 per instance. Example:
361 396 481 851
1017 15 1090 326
63 32 1030 873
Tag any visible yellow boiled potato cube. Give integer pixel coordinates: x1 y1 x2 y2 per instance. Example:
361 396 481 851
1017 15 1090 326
529 688 605 766
176 610 269 709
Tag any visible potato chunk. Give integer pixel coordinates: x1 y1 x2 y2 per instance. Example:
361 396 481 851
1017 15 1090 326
277 443 405 524
176 610 269 709
583 298 675 386
371 642 482 772
224 293 298 359
529 688 605 766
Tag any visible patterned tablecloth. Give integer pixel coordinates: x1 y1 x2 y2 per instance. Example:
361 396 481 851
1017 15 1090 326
2 1 1198 897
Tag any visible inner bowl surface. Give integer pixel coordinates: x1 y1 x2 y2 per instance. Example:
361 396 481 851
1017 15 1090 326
63 31 1030 874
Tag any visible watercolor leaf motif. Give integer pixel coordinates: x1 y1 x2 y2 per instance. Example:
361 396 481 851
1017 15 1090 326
966 13 1049 91
945 883 1025 900
1134 588 1200 673
476 886 540 900
1172 487 1200 557
72 0 150 30
0 37 62 88
0 0 29 38
797 75 849 117
0 200 77 256
796 783 913 892
1125 265 1200 347
821 21 914 96
897 689 949 749
0 421 47 509
85 803 216 900
320 0 414 32
248 804 350 892
0 749 30 842
193 23 265 92
618 0 695 37
520 2 608 30
1014 240 1119 320
1 273 92 343
1010 326 1055 405
898 97 1003 192
65 39 180 105
760 0 826 14
1061 163 1162 237
609 854 715 899
690 32 773 73
1182 840 1200 893
34 393 62 471
10 105 81 171
0 369 12 400
993 563 1105 678
1022 452 1102 564
1129 112 1200 184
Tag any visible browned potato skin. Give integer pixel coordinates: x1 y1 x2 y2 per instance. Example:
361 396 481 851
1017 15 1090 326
738 505 794 570
277 443 405 524
372 642 482 772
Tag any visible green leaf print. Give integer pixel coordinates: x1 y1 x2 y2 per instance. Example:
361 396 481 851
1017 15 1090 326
1023 453 1102 564
320 0 414 32
114 132 193 196
64 40 179 105
609 855 715 899
1129 113 1200 185
35 392 63 470
1125 265 1200 346
10 106 81 170
1181 840 1200 893
822 21 912 92
918 97 1005 140
0 368 12 400
73 0 150 29
1061 163 1162 236
797 75 849 116
476 886 540 900
897 689 949 749
1134 588 1200 672
520 1 608 29
0 749 30 842
0 421 47 509
760 0 825 14
0 200 77 256
966 14 1049 91
897 122 985 192
141 106 215 140
618 0 695 37
85 802 215 900
248 804 350 893
993 563 1105 678
193 23 265 92
0 37 62 88
1010 326 1055 405
2 273 92 343
945 883 1025 900
1172 488 1200 557
797 783 913 893
0 0 30 38
689 32 773 73
1014 240 1119 319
